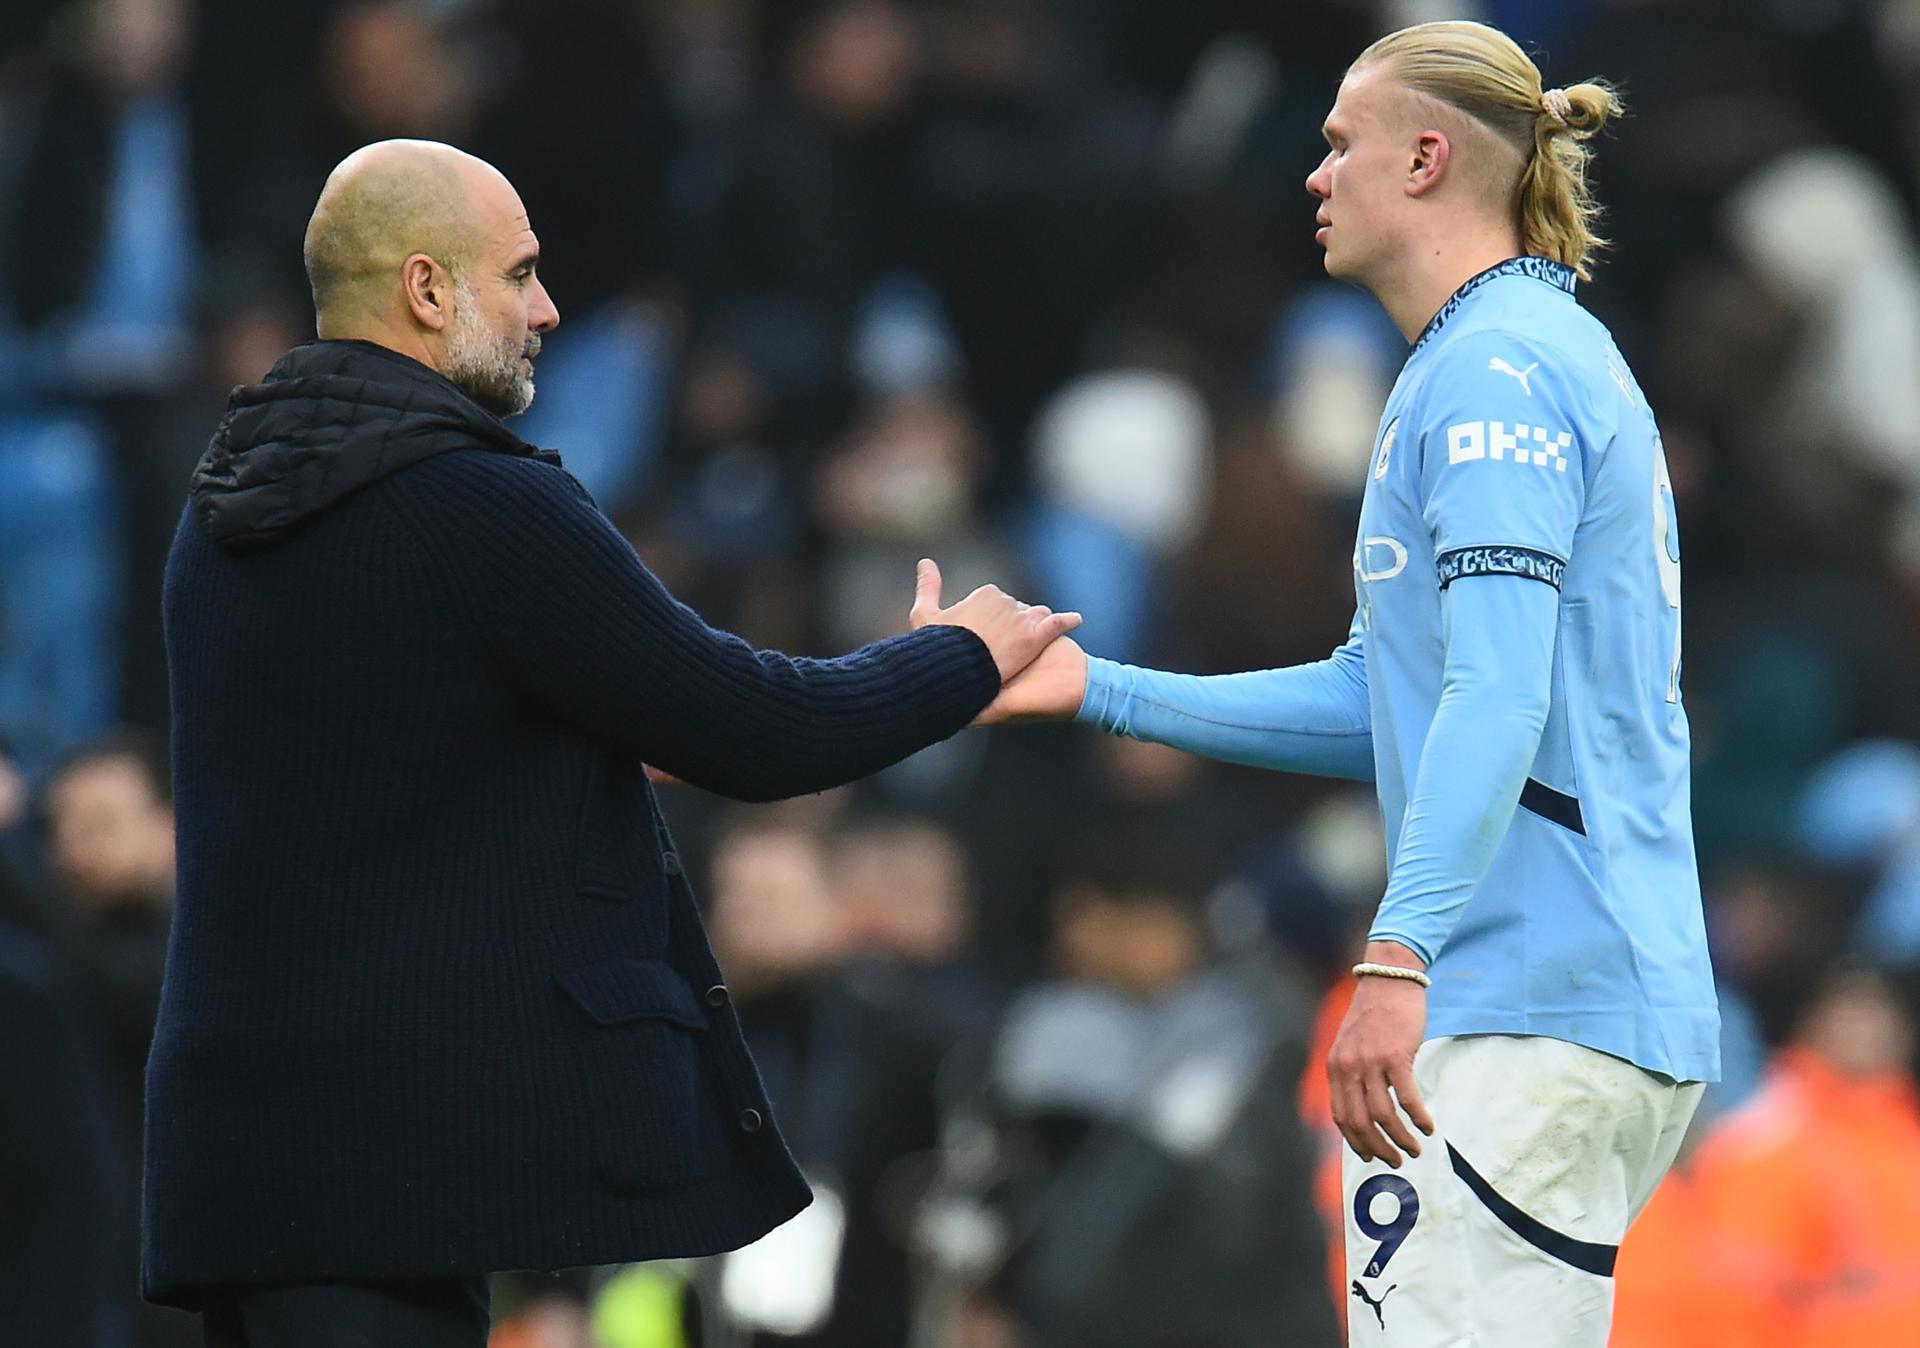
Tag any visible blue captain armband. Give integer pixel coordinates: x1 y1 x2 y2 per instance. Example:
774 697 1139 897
1435 545 1565 592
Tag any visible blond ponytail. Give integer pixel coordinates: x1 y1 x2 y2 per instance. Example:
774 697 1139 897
1355 22 1625 281
1517 81 1622 279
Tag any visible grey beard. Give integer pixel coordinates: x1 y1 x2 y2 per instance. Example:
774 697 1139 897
444 297 534 418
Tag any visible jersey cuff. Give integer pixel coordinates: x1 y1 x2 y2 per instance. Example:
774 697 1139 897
1075 656 1119 727
1365 930 1436 967
1435 545 1565 592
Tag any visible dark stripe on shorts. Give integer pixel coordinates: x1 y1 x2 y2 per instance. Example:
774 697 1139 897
1518 778 1585 836
1447 1143 1618 1277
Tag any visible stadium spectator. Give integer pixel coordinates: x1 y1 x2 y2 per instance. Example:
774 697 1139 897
1019 364 1211 662
2 0 201 775
670 0 926 459
1612 966 1920 1346
42 734 199 1347
828 810 1000 1041
919 830 1339 1346
45 734 175 1106
697 815 965 1346
3 0 198 384
0 401 121 790
0 850 128 1348
815 390 1023 661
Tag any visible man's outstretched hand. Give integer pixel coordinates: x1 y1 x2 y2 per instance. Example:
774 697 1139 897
909 559 1081 683
976 634 1088 724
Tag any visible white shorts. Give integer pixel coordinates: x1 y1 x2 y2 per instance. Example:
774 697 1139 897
1342 1034 1702 1348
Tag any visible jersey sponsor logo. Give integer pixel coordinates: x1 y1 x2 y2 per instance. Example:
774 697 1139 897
1351 1280 1398 1329
1435 544 1565 591
1488 357 1539 396
1374 417 1399 480
1447 420 1573 473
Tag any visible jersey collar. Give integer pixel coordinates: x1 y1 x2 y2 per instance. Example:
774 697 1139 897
1410 256 1578 357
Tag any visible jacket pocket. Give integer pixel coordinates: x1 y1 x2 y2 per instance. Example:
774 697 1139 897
557 958 718 1193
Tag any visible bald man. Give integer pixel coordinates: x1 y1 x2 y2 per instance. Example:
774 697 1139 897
148 140 1076 1347
299 141 551 419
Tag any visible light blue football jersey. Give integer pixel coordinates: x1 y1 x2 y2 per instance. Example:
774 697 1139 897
1353 257 1717 1082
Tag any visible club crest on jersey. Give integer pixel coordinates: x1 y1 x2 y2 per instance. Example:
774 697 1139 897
1374 417 1400 480
1447 420 1573 473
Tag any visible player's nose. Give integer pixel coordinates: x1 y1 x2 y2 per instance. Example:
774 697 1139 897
1306 153 1333 200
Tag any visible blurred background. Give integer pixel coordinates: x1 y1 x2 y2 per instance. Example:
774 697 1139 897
3 0 1920 1344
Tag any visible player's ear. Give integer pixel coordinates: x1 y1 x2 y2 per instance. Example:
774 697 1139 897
1407 130 1449 198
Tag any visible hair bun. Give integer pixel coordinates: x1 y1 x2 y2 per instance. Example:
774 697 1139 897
1556 82 1622 137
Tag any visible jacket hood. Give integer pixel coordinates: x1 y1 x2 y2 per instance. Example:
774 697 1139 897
190 339 562 550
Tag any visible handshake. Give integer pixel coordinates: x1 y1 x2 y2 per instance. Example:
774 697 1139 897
908 558 1090 726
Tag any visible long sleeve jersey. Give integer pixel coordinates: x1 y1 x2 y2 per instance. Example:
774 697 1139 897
1080 258 1719 1083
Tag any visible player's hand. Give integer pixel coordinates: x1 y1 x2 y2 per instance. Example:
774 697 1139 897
909 559 1082 683
1327 941 1437 1168
975 635 1087 725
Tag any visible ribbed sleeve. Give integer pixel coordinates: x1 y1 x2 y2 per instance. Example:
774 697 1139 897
387 451 1001 801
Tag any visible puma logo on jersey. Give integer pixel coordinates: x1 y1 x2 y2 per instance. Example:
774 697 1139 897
1351 1281 1398 1329
1488 357 1539 396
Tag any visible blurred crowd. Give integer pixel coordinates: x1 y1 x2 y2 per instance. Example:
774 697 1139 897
5 0 1920 1344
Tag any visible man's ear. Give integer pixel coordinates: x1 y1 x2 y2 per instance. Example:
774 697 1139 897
401 253 451 332
1407 129 1451 199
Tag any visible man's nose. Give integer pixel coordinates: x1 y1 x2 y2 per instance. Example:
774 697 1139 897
531 279 560 332
1306 151 1333 199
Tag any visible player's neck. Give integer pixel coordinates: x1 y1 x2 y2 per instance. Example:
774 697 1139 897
1374 227 1527 345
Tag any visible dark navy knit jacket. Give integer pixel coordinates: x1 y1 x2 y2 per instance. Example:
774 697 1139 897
144 340 999 1306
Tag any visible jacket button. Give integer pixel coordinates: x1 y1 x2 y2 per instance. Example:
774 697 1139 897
704 984 730 1008
738 1108 764 1134
663 852 683 876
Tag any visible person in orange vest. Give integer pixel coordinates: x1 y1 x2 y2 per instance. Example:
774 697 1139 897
1612 965 1920 1347
1300 977 1356 1322
1608 1146 1772 1347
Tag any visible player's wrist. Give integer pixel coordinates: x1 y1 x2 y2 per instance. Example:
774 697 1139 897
1361 938 1429 972
1353 961 1431 990
1074 654 1118 725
